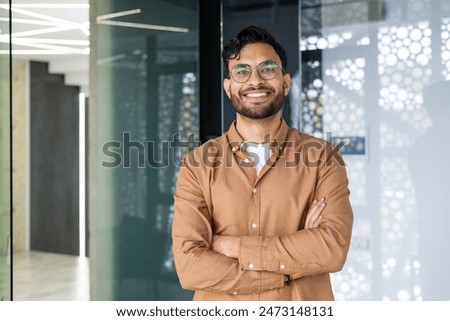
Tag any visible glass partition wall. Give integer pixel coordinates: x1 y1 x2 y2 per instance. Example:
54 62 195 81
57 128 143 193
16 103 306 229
90 0 199 300
298 0 450 300
0 0 11 302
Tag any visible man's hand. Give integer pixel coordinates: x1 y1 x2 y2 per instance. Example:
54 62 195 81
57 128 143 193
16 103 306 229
212 235 240 258
212 199 325 258
305 198 325 229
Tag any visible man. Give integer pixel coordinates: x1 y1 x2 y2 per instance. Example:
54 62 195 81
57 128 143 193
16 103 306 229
172 25 353 300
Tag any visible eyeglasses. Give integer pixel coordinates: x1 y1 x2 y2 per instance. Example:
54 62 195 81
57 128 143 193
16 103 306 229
229 60 284 83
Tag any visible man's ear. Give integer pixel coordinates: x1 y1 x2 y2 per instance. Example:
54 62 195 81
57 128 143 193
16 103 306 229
283 73 292 96
223 78 231 99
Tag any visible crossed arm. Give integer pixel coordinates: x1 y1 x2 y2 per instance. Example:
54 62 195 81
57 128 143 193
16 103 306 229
172 148 353 294
212 198 326 259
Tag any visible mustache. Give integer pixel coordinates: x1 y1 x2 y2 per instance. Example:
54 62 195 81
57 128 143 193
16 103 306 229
240 86 275 95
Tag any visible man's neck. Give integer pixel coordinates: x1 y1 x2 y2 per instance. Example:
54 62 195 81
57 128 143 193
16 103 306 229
235 114 282 143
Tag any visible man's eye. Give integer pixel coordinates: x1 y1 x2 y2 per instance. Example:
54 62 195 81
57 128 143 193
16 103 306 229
259 61 278 73
235 68 249 75
260 66 275 74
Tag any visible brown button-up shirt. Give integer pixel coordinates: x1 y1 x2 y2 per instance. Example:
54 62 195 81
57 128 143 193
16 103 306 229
172 119 353 300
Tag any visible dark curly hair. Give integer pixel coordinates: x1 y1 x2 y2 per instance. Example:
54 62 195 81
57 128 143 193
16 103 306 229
222 25 288 78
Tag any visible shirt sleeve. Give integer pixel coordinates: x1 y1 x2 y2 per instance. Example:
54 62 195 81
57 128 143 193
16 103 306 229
172 153 285 295
238 146 353 279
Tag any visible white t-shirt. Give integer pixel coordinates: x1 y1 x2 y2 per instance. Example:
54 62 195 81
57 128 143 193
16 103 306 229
246 142 271 176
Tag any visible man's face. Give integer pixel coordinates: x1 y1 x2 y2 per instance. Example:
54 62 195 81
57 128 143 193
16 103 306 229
223 43 292 120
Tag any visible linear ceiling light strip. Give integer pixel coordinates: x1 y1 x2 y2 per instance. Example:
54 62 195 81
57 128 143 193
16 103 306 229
96 9 141 21
97 20 189 33
11 4 89 9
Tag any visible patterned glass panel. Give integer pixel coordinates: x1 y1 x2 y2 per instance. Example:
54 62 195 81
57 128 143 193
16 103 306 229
298 0 450 300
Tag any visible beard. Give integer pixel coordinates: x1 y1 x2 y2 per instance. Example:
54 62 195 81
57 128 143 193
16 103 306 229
230 86 285 120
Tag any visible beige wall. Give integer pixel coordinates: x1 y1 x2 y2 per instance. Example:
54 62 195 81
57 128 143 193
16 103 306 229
12 59 29 252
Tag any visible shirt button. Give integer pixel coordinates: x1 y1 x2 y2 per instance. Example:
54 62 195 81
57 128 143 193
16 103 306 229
232 291 238 295
252 188 258 193
232 146 238 153
280 264 286 270
251 223 258 229
249 263 255 269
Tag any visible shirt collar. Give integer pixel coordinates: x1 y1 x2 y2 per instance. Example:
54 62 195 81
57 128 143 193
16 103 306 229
225 118 290 157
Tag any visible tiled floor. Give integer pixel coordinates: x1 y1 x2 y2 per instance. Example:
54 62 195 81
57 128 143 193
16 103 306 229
13 250 90 301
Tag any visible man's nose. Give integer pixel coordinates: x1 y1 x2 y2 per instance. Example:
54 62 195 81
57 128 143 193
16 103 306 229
247 68 265 86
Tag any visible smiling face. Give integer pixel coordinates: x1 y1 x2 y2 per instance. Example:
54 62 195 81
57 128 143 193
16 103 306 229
223 42 291 120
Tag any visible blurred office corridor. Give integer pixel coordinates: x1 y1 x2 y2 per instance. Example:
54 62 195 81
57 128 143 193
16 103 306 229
13 251 89 301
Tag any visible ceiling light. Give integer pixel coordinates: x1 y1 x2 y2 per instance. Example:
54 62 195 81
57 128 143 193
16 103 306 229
5 7 83 28
97 20 189 33
0 50 68 55
96 9 141 22
0 37 89 54
10 4 89 9
11 37 89 46
97 53 127 65
6 26 84 38
0 18 60 27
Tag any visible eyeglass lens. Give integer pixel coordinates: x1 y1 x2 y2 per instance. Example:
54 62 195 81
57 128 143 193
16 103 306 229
231 60 281 83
